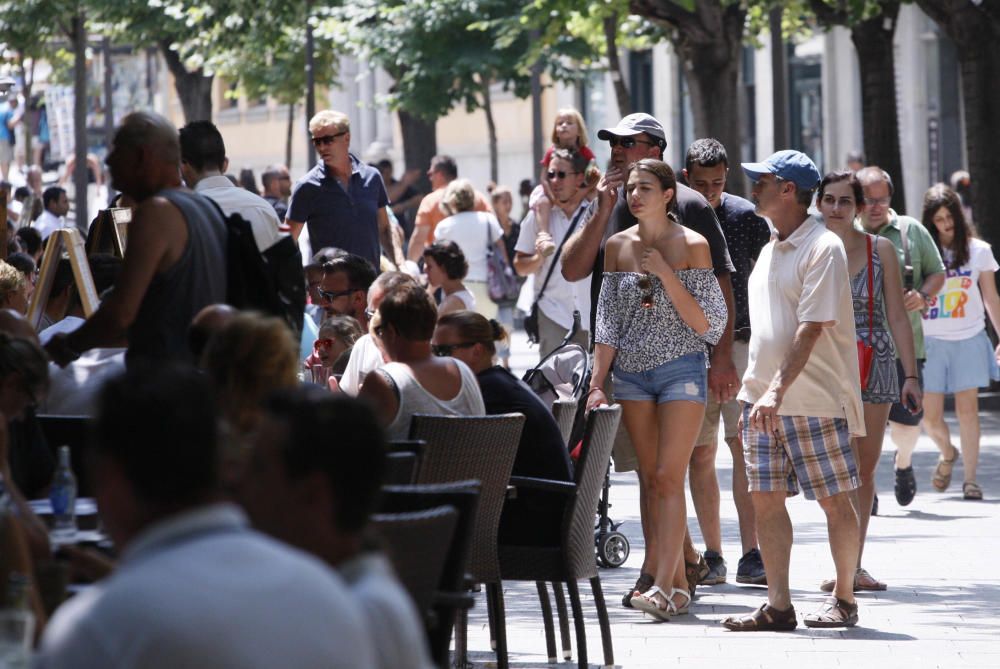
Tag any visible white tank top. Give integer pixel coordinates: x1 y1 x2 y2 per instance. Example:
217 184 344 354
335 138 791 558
380 359 486 440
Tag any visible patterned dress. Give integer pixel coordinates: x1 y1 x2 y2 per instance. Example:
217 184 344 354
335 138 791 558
852 237 899 403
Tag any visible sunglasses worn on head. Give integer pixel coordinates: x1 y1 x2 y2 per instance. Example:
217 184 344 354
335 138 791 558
432 342 478 357
546 170 577 180
607 136 658 149
312 130 348 147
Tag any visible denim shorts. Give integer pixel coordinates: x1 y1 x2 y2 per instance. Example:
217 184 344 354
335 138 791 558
923 331 1000 394
612 351 708 404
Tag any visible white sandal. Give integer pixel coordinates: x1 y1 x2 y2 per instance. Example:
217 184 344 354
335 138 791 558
667 587 691 615
630 585 671 622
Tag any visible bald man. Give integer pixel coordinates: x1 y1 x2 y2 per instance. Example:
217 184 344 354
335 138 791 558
46 112 228 368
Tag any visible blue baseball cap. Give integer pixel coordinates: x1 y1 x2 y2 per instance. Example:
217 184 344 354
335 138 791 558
741 150 821 191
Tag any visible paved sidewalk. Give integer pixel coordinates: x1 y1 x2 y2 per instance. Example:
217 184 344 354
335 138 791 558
463 331 1000 668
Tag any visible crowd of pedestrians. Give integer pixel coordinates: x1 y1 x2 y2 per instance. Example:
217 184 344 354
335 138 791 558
0 96 996 666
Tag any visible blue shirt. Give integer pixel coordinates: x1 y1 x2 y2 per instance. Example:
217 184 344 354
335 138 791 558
715 193 771 338
0 106 16 143
287 154 388 268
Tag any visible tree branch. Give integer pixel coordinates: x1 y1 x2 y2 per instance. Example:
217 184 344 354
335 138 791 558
807 0 849 27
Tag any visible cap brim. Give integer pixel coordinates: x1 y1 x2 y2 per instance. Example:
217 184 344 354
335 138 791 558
597 127 643 140
740 161 775 182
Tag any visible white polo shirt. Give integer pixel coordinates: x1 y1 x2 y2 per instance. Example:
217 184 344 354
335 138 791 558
195 175 285 253
738 216 864 437
515 202 592 331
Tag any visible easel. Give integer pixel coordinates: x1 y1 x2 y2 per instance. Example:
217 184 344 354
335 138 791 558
86 207 130 257
26 228 99 330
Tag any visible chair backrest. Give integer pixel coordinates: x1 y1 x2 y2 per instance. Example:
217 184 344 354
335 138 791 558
562 404 622 579
36 414 92 495
550 399 578 446
409 413 525 583
371 505 459 618
384 451 419 485
378 481 481 667
387 439 426 459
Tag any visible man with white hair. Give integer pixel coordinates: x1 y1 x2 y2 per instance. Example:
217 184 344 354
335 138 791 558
46 111 227 368
286 110 398 269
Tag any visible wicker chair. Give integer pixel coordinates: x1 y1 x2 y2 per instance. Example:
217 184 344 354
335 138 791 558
384 452 419 484
498 404 622 669
371 506 459 622
550 399 578 446
408 413 525 669
379 481 481 669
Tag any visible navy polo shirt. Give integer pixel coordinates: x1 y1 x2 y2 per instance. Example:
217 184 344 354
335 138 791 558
288 153 388 267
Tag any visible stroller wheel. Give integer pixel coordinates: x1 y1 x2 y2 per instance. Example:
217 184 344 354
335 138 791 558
597 531 629 568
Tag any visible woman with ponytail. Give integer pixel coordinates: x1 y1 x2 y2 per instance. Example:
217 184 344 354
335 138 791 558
433 310 572 543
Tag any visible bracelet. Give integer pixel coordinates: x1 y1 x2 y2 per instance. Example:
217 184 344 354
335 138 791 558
904 376 919 381
587 386 605 396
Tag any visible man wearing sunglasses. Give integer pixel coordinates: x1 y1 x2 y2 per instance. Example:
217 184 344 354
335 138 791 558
318 253 377 329
286 110 398 270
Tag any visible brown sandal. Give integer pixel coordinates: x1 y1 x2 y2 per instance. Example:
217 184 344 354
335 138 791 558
963 481 983 500
622 572 654 608
804 596 858 628
684 554 708 599
722 602 797 631
932 445 959 491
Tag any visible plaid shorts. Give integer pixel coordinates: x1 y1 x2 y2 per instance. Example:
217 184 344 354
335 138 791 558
741 405 859 501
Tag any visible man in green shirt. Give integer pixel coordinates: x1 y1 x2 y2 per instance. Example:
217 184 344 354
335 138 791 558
857 167 945 507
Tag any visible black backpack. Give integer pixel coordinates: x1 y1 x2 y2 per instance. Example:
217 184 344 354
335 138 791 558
209 201 306 339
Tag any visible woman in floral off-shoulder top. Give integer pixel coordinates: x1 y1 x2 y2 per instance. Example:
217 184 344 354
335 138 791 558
587 158 727 621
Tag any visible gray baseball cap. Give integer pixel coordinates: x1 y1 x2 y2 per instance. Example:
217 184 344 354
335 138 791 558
597 113 666 145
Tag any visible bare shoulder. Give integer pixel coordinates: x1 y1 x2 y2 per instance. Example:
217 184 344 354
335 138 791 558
683 228 712 268
133 196 185 231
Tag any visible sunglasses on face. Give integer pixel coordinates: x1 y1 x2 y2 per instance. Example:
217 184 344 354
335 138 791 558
607 136 658 149
546 170 577 180
311 130 348 147
431 342 478 357
313 338 335 351
637 274 654 309
319 288 358 301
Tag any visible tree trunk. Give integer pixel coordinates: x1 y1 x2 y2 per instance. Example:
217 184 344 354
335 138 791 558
285 102 294 169
769 8 789 149
158 41 213 122
914 0 1000 252
851 4 906 213
72 13 89 231
603 13 632 117
304 1 317 170
482 79 498 185
684 56 745 195
397 109 437 193
103 37 114 151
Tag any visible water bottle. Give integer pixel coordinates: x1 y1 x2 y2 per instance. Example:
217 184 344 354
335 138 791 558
49 446 77 543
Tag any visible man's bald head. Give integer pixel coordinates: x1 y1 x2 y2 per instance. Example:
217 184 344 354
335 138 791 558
0 309 39 343
114 112 181 164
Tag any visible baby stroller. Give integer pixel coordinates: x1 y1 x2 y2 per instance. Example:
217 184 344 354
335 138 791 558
522 311 630 569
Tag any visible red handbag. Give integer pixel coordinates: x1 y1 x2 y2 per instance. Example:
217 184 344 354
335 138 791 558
857 234 875 388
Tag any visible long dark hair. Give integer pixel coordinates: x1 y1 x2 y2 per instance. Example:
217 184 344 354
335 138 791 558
922 183 971 269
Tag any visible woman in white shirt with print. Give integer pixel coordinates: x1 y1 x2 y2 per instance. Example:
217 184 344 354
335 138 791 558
920 184 1000 500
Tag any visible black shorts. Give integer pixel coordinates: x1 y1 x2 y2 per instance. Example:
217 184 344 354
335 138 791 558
887 359 924 426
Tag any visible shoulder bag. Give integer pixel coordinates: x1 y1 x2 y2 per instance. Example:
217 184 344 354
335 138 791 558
857 234 875 389
524 205 588 344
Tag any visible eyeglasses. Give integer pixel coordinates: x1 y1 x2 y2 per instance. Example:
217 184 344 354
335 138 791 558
546 169 578 180
313 338 335 351
319 288 358 301
863 196 891 207
311 130 348 147
607 136 658 149
365 308 376 320
637 274 654 309
432 342 478 357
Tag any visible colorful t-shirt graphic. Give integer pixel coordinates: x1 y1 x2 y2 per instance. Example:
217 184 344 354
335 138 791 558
922 238 999 341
